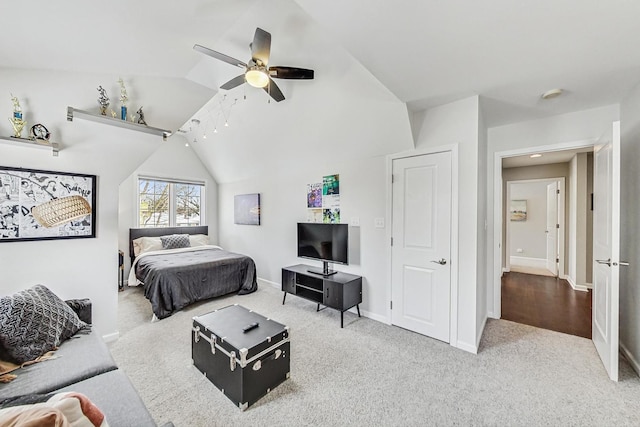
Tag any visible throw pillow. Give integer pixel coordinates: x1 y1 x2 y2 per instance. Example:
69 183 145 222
188 234 210 247
0 392 108 427
160 234 190 250
0 285 87 364
133 236 163 256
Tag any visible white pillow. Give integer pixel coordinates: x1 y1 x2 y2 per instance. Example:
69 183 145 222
133 236 163 256
189 234 210 247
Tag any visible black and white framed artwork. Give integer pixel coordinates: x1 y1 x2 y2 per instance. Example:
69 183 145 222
0 166 97 242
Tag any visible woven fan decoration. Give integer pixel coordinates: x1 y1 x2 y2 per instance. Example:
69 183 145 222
31 195 92 228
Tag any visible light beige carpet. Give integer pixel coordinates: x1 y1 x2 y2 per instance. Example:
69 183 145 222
109 283 640 426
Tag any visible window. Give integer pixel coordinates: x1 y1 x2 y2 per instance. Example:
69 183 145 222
138 177 205 227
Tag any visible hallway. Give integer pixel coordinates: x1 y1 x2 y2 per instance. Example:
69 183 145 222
501 272 592 338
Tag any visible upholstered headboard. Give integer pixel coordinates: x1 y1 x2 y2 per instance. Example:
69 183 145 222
129 226 209 262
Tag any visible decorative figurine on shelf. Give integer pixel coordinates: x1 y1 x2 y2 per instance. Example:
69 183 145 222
136 106 147 125
109 108 117 118
97 85 110 115
9 94 27 138
30 124 51 141
130 114 136 123
117 77 128 121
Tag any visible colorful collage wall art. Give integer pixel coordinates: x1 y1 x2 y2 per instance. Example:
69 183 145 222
306 174 340 223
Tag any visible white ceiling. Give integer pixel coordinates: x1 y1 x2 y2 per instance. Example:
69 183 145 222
502 147 593 169
3 0 640 127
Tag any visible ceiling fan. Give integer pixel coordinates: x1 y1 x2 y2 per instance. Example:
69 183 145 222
194 27 314 102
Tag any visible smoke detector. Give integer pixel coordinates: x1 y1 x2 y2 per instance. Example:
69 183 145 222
541 88 563 100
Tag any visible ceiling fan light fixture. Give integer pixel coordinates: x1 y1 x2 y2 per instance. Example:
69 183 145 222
245 67 269 88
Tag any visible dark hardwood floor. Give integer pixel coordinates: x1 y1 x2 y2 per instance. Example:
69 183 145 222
501 272 592 339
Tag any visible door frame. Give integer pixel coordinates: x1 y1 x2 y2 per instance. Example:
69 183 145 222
504 177 565 277
492 139 595 318
386 144 459 347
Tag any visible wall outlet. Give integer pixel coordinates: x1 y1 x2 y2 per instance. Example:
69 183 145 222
374 218 385 228
351 217 360 227
516 248 523 253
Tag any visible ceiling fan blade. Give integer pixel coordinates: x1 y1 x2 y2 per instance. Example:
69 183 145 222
220 75 246 90
263 78 285 102
269 66 314 80
251 28 271 66
193 44 246 69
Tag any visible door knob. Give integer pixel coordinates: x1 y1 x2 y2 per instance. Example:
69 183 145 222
431 258 447 265
596 258 612 267
613 261 630 266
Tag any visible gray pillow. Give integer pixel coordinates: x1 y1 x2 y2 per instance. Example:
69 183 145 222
0 285 87 364
160 234 190 250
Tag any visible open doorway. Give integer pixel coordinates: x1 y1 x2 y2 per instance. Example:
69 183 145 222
505 178 565 277
499 148 593 338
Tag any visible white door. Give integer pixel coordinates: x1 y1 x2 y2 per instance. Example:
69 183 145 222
391 152 452 342
592 121 620 381
545 181 559 275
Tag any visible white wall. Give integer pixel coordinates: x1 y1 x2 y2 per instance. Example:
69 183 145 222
620 82 640 375
487 104 620 317
218 156 389 323
509 181 549 260
0 68 213 338
214 96 484 353
476 105 488 346
118 137 219 276
568 156 578 282
568 153 592 288
413 96 481 352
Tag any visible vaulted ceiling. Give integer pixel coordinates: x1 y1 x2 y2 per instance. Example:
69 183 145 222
3 0 640 180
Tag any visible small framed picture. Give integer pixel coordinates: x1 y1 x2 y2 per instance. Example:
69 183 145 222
509 199 527 221
234 193 260 225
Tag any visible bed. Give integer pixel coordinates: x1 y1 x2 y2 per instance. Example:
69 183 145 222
128 226 257 319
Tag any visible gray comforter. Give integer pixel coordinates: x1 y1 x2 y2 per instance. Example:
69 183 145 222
135 247 257 319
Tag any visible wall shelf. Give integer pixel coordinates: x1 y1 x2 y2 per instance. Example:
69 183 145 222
67 106 172 141
0 135 60 157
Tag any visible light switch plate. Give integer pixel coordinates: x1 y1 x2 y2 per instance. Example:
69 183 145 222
351 217 360 227
374 218 385 228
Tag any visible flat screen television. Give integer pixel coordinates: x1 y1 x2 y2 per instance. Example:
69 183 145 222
297 222 348 276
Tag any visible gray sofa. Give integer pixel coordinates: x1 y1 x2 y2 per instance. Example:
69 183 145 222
0 299 158 426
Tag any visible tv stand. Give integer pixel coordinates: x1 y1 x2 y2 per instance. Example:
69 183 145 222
282 264 362 328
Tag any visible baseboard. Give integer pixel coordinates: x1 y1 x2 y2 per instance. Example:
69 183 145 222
454 339 478 354
102 331 119 343
258 277 280 289
502 267 509 273
476 314 488 350
566 275 590 292
359 308 390 325
509 256 547 269
620 341 640 377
